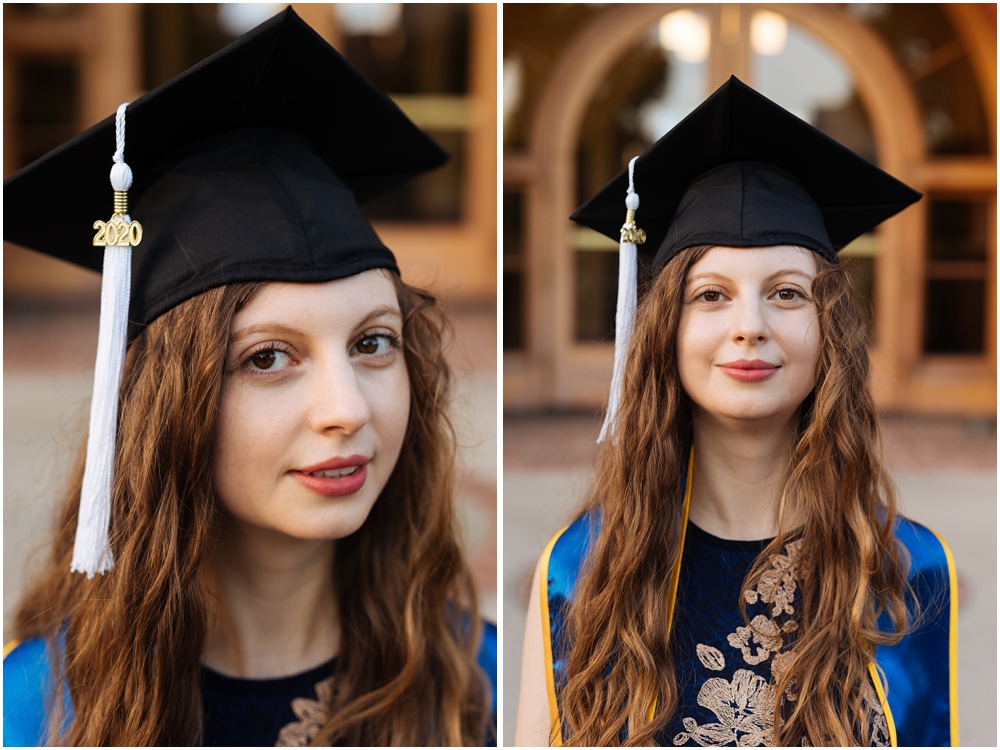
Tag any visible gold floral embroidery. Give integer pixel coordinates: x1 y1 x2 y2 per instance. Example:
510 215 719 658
672 669 775 747
275 675 334 747
727 615 798 666
861 682 890 747
769 651 798 701
696 644 726 671
744 540 802 617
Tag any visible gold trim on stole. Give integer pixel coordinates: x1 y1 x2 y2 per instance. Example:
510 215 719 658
540 448 695 742
928 525 960 747
866 522 960 748
868 662 898 747
540 525 569 746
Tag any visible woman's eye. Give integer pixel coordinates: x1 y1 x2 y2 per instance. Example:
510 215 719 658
246 348 290 371
700 290 723 302
775 288 800 301
353 334 394 356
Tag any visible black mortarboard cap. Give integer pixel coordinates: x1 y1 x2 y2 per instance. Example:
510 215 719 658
3 7 447 338
570 76 921 269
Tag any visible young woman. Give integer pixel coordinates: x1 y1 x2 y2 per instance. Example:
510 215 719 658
4 11 496 747
516 78 955 747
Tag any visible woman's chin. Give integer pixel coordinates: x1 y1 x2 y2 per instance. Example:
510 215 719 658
279 503 376 541
690 376 812 425
695 395 803 425
223 489 380 542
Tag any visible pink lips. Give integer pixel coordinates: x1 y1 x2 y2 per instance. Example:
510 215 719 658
290 455 369 497
718 359 780 383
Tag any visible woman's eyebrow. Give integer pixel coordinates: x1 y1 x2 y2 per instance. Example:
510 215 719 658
230 322 303 345
686 272 731 285
765 268 814 283
355 305 403 329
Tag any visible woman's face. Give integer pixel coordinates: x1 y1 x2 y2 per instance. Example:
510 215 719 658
213 270 410 540
677 245 821 424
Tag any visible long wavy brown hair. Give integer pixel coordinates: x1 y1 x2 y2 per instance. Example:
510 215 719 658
559 245 909 746
14 274 491 746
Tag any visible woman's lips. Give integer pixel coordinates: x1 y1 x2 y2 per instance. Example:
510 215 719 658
718 359 780 383
290 456 369 497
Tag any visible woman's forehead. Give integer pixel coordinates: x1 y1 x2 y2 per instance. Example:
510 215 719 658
233 270 401 330
687 245 818 281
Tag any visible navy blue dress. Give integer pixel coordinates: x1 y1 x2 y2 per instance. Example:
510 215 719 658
201 658 337 746
666 522 887 746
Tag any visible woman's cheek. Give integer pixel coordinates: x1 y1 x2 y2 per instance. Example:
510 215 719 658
788 311 822 389
374 364 410 458
677 315 716 389
675 314 696 398
212 382 289 513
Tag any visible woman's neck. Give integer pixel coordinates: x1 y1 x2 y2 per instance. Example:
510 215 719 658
203 517 339 679
687 407 800 541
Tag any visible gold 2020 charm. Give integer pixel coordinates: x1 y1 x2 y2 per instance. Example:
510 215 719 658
93 213 142 247
620 224 646 245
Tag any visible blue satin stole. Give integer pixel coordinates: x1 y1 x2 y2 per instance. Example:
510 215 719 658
4 621 499 747
540 484 957 746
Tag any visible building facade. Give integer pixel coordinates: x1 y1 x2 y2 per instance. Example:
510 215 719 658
504 3 996 416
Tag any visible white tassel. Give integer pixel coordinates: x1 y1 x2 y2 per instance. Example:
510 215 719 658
72 103 134 577
597 157 641 444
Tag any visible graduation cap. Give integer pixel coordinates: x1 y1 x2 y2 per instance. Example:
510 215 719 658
570 76 921 442
3 7 448 576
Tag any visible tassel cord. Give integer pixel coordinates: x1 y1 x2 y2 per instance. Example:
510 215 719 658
598 157 641 444
71 102 133 577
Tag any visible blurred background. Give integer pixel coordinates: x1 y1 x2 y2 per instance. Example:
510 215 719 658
503 4 995 745
3 3 497 636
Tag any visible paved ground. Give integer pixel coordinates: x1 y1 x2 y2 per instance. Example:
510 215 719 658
4 301 497 635
503 411 997 746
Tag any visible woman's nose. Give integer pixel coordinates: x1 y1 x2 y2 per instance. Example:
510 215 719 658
731 297 769 344
308 359 372 435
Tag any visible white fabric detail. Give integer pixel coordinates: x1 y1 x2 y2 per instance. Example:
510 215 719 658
109 103 133 191
597 156 641 444
627 156 639 208
72 242 131 576
72 102 133 577
110 162 132 192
